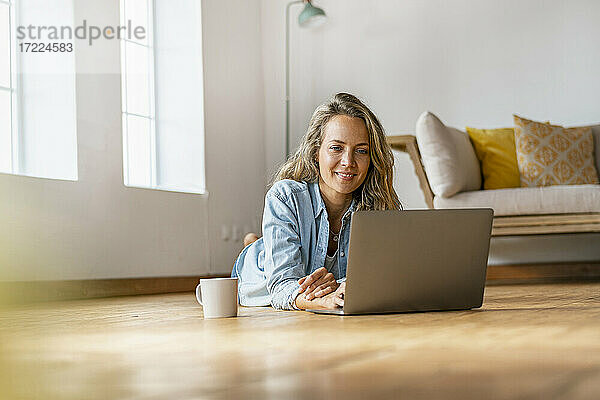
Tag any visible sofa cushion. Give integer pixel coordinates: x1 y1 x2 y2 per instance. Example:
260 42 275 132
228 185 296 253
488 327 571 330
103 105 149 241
433 184 600 216
415 111 481 197
514 115 599 187
466 127 520 190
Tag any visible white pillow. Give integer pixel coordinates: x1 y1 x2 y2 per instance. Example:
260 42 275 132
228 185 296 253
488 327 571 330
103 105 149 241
415 111 482 197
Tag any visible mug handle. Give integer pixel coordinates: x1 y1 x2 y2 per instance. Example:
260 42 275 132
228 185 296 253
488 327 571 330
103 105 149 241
195 283 203 306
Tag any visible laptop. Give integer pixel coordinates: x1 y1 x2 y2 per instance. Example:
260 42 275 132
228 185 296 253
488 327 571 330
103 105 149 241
307 208 494 315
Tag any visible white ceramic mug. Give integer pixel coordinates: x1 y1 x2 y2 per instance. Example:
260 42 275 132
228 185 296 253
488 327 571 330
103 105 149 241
195 277 238 318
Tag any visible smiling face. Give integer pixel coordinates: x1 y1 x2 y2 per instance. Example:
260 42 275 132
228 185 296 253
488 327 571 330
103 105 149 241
317 115 371 203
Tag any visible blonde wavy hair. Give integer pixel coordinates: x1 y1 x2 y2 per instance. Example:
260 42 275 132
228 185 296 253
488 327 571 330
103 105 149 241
273 93 402 211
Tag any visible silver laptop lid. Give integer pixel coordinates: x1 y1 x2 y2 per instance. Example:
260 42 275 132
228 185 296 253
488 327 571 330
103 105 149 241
341 209 493 315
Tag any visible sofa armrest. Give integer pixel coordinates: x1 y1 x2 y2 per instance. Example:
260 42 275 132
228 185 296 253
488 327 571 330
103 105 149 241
387 135 434 208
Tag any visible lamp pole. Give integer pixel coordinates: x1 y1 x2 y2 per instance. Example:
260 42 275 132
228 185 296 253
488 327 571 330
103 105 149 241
285 1 303 160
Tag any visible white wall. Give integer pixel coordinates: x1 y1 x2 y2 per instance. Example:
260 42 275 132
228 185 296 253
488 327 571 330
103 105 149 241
261 0 600 263
202 0 266 274
0 0 266 280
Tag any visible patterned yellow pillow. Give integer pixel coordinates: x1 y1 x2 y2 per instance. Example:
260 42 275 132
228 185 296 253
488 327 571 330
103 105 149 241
466 127 520 189
513 115 599 187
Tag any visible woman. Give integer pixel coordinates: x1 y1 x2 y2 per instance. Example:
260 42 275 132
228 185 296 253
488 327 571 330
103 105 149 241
232 93 401 310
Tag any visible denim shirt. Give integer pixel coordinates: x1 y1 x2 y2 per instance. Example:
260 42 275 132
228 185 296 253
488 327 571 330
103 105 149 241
231 179 356 310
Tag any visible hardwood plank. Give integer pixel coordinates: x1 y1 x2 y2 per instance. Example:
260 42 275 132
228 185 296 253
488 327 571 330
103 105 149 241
0 283 599 399
486 262 600 284
492 223 600 236
493 213 600 227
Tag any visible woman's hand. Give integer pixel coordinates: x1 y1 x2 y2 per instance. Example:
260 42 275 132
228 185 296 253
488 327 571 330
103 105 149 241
295 282 345 310
298 267 339 300
319 282 345 309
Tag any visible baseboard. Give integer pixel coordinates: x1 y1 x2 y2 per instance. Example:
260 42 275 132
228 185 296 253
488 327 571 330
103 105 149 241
486 262 600 285
0 275 229 305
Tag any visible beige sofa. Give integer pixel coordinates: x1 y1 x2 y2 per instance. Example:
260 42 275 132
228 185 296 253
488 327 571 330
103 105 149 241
387 112 600 237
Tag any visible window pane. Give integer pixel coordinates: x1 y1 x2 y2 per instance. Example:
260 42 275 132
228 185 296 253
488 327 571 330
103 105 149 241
125 41 150 116
19 72 77 180
0 3 10 88
14 0 77 180
124 0 148 45
125 114 151 187
154 0 205 193
0 90 11 172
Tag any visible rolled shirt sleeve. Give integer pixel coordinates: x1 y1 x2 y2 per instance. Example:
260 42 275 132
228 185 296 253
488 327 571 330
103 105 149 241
262 191 306 310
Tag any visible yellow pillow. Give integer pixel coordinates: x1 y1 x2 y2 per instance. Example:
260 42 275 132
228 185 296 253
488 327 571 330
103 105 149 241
466 127 520 189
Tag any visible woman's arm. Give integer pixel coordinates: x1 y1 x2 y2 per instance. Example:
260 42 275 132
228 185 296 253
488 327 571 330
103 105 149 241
261 184 343 310
262 190 307 310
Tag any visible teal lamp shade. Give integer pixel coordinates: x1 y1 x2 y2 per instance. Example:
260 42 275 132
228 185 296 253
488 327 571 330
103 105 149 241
298 2 326 28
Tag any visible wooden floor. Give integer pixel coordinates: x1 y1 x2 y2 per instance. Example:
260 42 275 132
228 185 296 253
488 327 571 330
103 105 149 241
1 283 599 400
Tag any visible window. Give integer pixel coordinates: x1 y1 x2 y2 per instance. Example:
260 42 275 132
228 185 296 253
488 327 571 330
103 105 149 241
120 0 155 187
0 0 15 173
0 0 77 180
120 0 205 194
